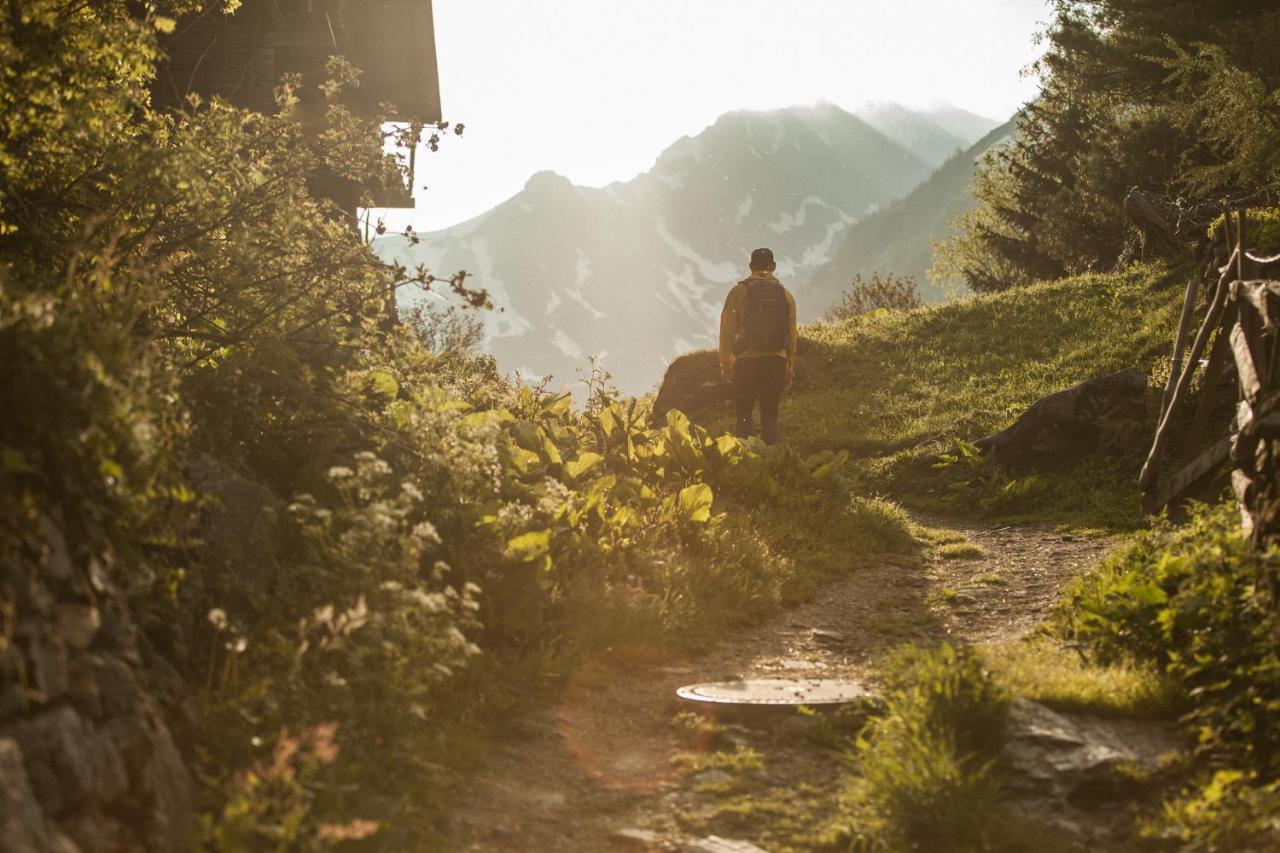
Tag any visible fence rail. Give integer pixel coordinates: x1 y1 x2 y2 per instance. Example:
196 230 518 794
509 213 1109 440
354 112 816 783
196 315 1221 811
1139 210 1280 547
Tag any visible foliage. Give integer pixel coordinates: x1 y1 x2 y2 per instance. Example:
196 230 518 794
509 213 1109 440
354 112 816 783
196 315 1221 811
823 273 924 323
1208 207 1280 256
199 723 381 851
0 0 925 843
0 253 193 616
407 300 486 355
1162 39 1280 196
1146 770 1280 851
934 1 1280 292
833 644 1028 852
1061 502 1280 776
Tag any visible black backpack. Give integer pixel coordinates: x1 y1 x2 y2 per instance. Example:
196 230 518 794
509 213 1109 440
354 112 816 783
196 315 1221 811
735 278 789 354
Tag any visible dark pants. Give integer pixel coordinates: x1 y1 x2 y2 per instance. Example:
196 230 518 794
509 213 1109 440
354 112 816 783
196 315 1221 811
734 356 786 445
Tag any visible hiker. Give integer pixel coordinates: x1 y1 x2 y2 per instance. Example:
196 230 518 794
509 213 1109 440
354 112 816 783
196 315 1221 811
719 247 797 445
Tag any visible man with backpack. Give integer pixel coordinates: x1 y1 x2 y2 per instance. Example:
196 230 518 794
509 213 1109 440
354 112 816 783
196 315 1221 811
719 247 797 445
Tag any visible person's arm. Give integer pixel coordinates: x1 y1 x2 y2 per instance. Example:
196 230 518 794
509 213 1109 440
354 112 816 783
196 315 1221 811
719 285 740 381
784 289 798 389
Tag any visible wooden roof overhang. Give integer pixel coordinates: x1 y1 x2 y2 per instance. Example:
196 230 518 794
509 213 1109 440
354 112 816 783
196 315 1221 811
154 0 442 208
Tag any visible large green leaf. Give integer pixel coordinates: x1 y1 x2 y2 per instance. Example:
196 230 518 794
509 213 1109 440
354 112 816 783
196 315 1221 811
665 409 692 438
508 446 543 474
565 451 604 480
541 433 563 466
505 529 551 562
541 393 572 419
678 483 714 523
811 449 849 480
598 404 621 438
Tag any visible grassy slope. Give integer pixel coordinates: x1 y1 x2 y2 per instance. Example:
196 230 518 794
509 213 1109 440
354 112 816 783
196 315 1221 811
702 263 1186 530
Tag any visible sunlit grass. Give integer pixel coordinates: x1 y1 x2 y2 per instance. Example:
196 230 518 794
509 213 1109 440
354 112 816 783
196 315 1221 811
935 541 986 560
985 636 1182 720
700 264 1187 531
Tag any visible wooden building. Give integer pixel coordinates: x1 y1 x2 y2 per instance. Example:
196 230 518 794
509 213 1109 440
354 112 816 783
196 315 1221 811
154 0 443 208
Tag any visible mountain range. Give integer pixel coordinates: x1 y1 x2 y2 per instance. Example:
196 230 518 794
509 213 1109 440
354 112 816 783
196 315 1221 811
804 115 1018 312
376 102 1001 393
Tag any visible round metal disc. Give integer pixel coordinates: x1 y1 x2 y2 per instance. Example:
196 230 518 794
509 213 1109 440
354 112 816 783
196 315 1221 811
676 678 869 706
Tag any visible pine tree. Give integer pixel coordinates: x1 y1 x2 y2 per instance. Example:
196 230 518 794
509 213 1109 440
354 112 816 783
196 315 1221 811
937 0 1280 292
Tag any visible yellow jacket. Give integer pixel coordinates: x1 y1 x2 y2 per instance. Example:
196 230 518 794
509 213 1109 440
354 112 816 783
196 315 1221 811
718 271 797 378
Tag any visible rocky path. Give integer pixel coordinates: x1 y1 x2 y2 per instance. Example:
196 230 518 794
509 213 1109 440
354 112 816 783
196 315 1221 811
443 519 1115 852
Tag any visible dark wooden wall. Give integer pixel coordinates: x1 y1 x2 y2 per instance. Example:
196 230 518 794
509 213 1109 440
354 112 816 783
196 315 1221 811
153 0 441 122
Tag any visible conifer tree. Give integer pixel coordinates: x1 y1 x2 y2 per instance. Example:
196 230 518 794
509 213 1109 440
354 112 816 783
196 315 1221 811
937 0 1280 291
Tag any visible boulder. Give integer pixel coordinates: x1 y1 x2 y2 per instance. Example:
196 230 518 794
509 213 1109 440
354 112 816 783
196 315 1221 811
651 341 817 426
974 367 1149 470
0 738 53 853
1004 699 1180 842
651 351 727 426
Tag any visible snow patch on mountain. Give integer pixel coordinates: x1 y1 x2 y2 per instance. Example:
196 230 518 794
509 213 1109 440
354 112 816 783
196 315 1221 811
459 237 529 341
767 195 833 234
655 219 738 285
552 329 583 359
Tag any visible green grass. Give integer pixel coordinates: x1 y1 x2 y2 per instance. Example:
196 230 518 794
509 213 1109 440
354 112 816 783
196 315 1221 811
935 541 986 560
699 263 1187 530
829 643 1069 852
985 637 1182 720
917 527 970 545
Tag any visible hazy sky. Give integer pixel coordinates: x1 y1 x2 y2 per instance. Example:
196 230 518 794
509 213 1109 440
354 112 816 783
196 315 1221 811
377 0 1052 233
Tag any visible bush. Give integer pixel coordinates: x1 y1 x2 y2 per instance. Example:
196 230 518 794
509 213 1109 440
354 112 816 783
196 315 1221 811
824 273 923 322
1063 502 1280 775
1207 207 1280 256
1147 770 1280 851
0 253 192 611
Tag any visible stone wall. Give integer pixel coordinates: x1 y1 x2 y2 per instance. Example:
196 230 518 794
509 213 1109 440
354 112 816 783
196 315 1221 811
0 513 191 852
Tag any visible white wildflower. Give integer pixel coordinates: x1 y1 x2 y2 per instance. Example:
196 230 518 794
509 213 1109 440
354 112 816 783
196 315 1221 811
412 521 442 545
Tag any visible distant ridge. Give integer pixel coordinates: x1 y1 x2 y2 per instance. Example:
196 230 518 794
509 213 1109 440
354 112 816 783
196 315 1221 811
803 114 1019 319
858 102 998 169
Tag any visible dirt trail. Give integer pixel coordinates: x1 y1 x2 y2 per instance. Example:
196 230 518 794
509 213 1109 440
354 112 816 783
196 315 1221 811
443 519 1112 852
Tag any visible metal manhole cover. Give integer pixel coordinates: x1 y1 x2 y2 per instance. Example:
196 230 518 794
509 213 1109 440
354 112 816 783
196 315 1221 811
676 678 869 706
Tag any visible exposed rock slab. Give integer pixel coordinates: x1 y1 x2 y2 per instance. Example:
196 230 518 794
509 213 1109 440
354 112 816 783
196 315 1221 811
1004 699 1181 842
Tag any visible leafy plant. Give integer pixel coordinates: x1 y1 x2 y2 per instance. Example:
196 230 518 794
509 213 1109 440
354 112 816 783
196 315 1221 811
824 272 924 322
1062 502 1280 775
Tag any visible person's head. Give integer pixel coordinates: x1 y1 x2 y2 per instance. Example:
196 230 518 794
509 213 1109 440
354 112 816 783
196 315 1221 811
749 247 776 273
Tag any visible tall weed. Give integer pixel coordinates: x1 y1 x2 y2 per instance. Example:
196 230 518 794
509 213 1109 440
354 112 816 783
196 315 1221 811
836 644 1030 852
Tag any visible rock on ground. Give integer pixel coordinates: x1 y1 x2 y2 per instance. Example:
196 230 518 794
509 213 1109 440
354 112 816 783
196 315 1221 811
1004 698 1181 843
974 367 1149 470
